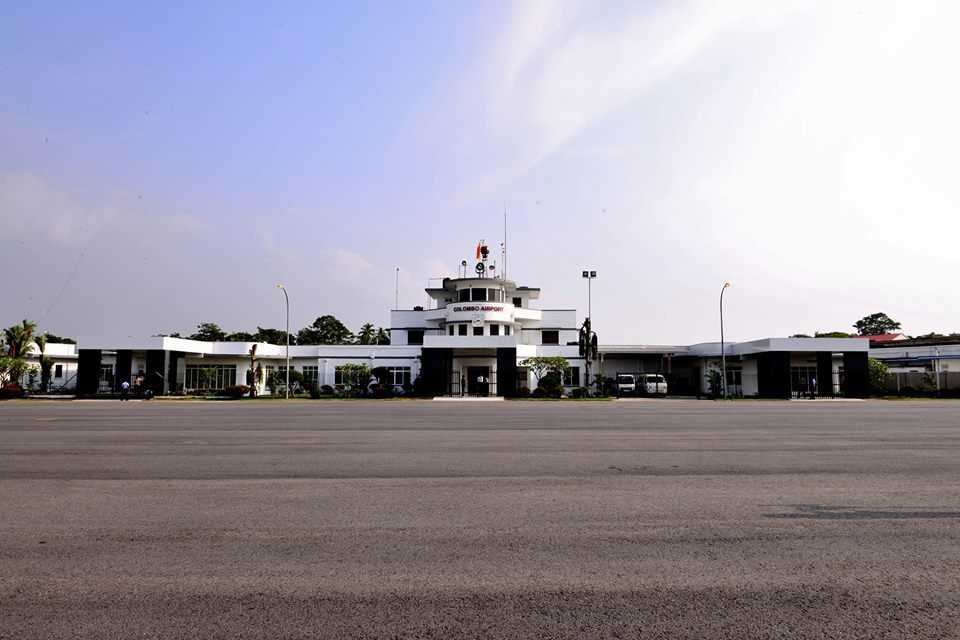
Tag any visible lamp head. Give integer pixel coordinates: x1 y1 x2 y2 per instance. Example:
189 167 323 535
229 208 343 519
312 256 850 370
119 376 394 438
723 282 731 288
276 283 285 289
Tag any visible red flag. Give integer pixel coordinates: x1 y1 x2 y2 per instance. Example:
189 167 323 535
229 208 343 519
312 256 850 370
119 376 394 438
476 242 481 260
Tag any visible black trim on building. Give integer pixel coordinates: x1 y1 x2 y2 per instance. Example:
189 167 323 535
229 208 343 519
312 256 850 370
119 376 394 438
816 352 834 398
420 348 453 396
145 350 167 395
496 348 517 397
757 351 791 398
842 351 869 398
76 349 101 396
114 350 132 392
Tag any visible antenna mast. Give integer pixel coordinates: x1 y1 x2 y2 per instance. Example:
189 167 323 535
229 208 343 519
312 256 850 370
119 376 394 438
503 203 508 279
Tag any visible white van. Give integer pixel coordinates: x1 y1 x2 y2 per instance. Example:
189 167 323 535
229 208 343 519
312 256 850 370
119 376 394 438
616 374 636 396
641 374 668 396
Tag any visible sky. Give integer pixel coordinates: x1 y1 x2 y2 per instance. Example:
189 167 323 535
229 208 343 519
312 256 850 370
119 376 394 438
2 0 959 344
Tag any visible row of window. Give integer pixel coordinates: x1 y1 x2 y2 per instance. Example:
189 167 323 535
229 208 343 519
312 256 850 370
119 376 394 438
447 323 513 337
185 364 238 391
457 288 510 303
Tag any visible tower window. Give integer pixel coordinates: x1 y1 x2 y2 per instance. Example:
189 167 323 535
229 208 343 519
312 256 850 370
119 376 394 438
458 289 470 302
458 324 467 336
513 297 522 307
473 326 484 336
542 330 559 345
449 325 454 336
490 324 500 336
471 288 487 302
407 330 424 345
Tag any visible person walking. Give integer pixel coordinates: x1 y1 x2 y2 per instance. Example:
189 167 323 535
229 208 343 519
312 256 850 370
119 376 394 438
120 380 130 401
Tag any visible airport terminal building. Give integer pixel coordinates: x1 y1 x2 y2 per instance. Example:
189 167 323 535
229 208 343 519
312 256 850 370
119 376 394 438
51 245 875 399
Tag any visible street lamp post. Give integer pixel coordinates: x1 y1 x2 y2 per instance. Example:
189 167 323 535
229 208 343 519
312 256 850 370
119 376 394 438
277 284 290 399
582 270 597 390
720 282 731 399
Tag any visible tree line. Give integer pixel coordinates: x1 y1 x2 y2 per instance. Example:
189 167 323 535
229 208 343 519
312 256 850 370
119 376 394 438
167 315 390 345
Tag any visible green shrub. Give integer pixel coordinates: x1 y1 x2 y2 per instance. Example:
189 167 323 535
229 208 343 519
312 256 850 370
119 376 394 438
516 386 531 397
221 385 250 399
570 386 588 399
531 387 546 398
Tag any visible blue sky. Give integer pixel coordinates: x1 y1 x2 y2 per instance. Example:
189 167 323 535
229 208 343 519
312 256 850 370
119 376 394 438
3 1 959 343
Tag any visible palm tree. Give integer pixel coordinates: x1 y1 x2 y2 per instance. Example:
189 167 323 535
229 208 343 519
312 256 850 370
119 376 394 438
3 320 36 385
375 327 391 345
356 322 376 345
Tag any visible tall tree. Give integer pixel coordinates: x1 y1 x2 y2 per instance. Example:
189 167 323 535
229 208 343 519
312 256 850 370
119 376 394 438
297 315 353 345
853 313 901 336
375 328 391 345
356 323 376 345
253 327 296 345
225 331 256 342
34 334 53 392
189 322 227 341
42 332 76 344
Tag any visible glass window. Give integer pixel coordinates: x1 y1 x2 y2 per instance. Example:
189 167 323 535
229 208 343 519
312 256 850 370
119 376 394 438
564 367 580 386
490 324 500 336
386 366 412 386
458 324 467 336
513 297 522 307
488 288 501 302
471 288 487 302
302 366 319 386
473 326 484 336
54 364 63 378
458 288 470 302
184 364 237 391
407 330 424 345
504 325 511 336
542 330 559 345
516 367 529 390
449 325 454 336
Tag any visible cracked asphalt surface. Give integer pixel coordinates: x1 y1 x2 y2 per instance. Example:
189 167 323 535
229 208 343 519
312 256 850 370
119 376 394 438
2 399 959 638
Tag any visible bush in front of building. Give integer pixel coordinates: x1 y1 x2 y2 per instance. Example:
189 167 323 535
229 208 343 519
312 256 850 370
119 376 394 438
516 386 530 397
537 372 563 398
221 385 250 399
570 386 589 399
0 382 25 400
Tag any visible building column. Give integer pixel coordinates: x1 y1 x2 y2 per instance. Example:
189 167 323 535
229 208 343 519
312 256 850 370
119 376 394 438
145 350 168 395
420 348 452 396
114 350 133 392
842 351 869 398
76 349 102 396
757 351 791 399
167 351 184 395
496 348 517 397
816 352 834 398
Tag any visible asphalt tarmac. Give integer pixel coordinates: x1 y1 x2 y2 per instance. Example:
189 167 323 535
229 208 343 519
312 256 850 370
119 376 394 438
2 399 959 638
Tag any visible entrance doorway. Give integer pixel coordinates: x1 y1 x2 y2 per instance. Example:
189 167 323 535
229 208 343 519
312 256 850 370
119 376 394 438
467 366 490 397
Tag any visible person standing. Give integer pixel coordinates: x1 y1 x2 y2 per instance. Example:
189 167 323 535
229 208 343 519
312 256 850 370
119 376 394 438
120 380 130 401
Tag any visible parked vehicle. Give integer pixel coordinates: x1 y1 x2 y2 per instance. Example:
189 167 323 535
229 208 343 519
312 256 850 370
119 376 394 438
641 374 668 396
616 373 668 396
616 374 636 396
